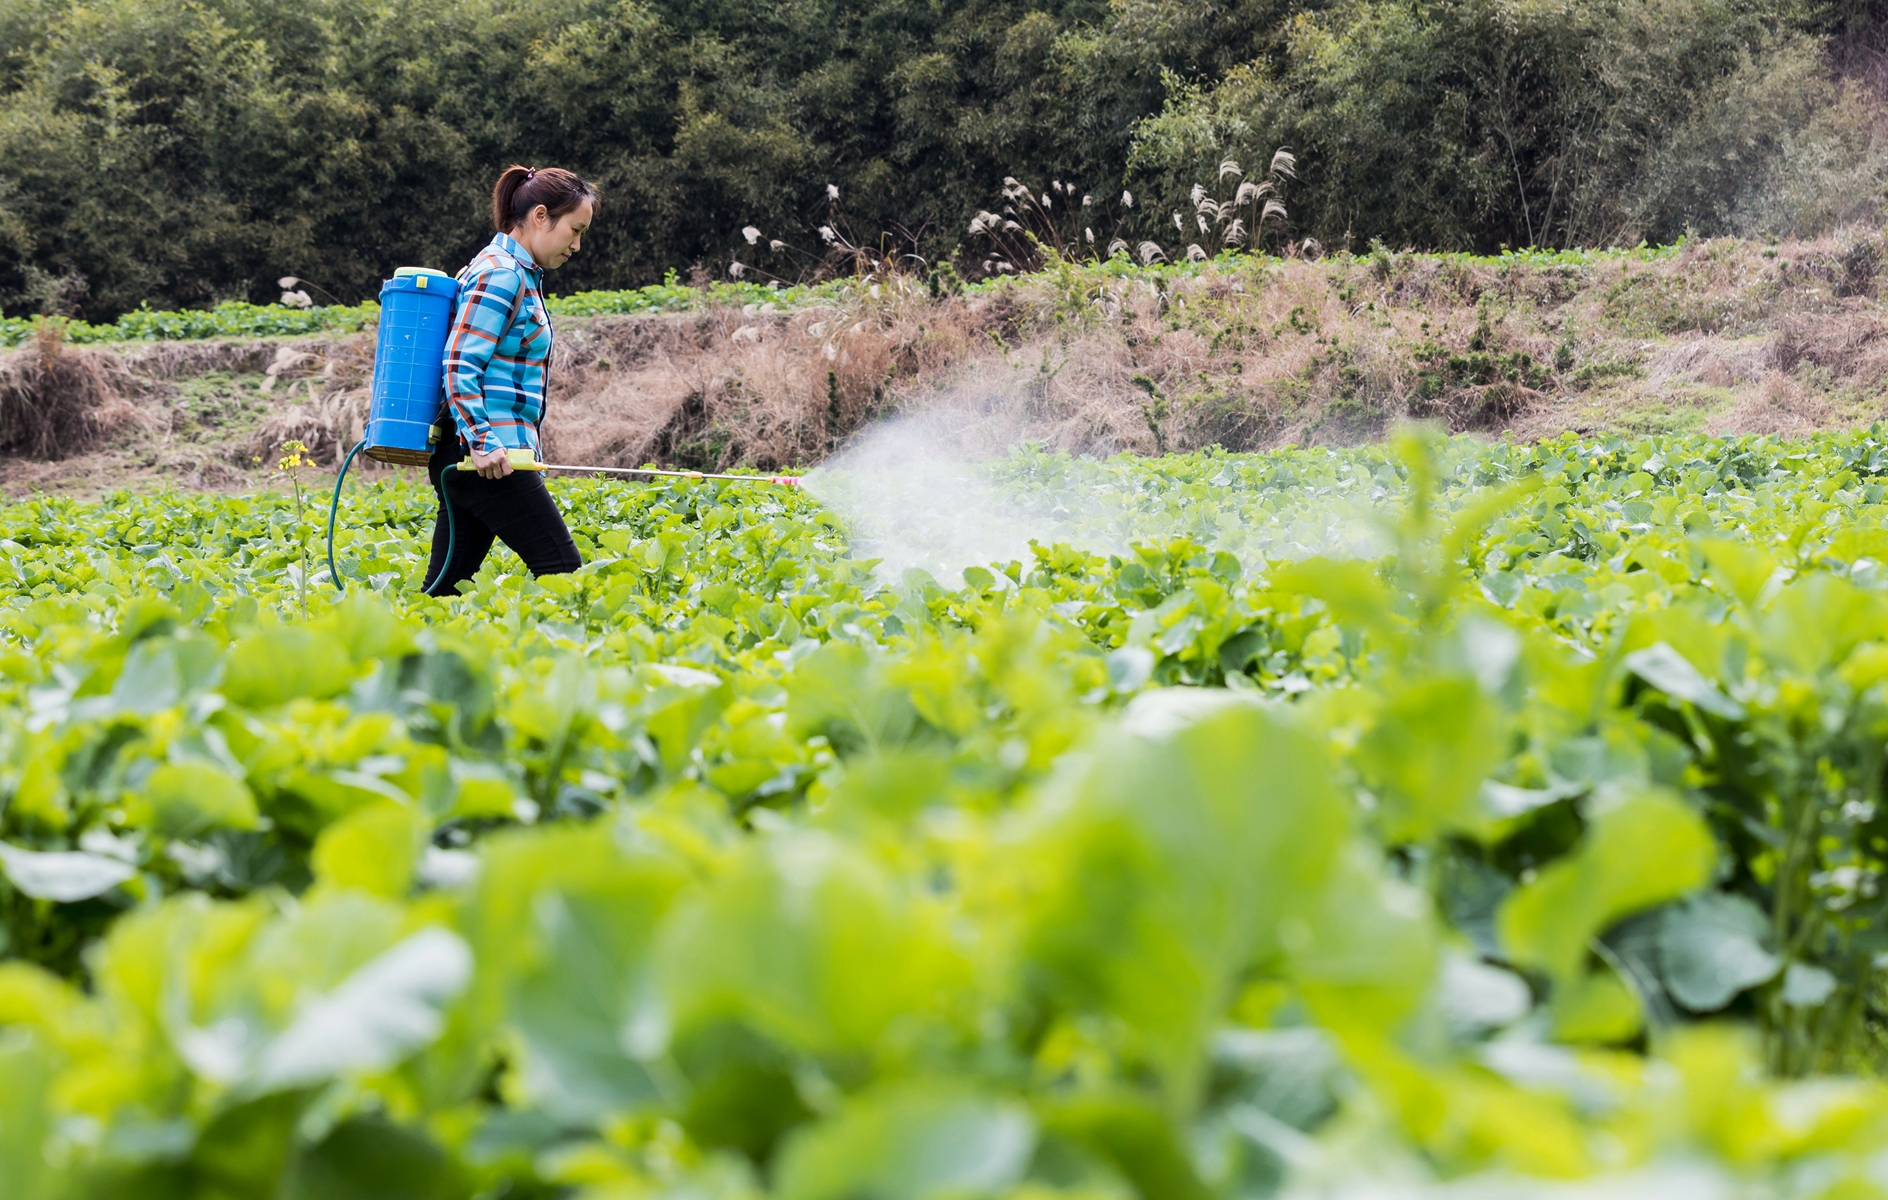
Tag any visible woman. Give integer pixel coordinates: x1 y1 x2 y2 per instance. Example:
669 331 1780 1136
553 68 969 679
423 164 599 596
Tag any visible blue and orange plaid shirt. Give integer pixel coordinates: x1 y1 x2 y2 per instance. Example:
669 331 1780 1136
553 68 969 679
441 231 552 456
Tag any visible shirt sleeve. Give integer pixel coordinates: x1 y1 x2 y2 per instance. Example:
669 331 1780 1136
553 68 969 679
442 265 522 455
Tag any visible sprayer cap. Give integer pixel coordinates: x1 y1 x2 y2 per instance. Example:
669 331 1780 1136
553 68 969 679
393 267 453 280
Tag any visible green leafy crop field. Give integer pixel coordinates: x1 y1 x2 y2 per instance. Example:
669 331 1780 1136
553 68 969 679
5 428 1888 1197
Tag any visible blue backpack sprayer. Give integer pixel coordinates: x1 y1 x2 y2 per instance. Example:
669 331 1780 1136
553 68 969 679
324 267 801 594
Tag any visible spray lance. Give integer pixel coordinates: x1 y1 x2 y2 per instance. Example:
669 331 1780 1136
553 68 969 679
324 267 800 594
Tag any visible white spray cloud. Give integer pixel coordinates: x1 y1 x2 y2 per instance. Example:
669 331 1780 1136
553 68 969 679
801 412 1072 586
803 403 1393 587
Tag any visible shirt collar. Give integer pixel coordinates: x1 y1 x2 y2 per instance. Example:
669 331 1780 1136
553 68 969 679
492 231 541 273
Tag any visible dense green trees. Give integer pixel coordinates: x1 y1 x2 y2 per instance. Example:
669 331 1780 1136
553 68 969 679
1130 0 1888 253
0 0 1880 319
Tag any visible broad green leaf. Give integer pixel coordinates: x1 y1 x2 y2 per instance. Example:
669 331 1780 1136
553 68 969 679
1267 557 1400 639
1038 1093 1213 1200
773 1083 1034 1200
784 642 919 753
815 748 954 828
1781 963 1838 1008
1355 674 1505 841
283 1116 453 1200
249 927 471 1093
101 635 222 715
505 655 596 744
1618 606 1729 689
1435 953 1532 1038
328 594 416 664
1552 965 1642 1043
1106 645 1155 692
661 832 969 1057
1499 789 1716 984
10 753 68 830
1692 537 1777 608
311 802 426 898
1016 692 1349 1104
144 761 259 837
94 895 276 1073
147 892 414 1082
1480 571 1522 608
1289 847 1438 1035
671 1019 815 1163
1656 893 1780 1012
222 626 352 708
447 760 520 820
275 769 415 836
0 841 135 902
0 1031 52 1200
1210 1026 1345 1131
1623 643 1744 719
1758 574 1888 674
509 886 680 1126
644 674 736 776
174 1091 305 1197
466 821 684 976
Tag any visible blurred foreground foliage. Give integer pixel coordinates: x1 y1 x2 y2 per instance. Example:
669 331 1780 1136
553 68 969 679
11 429 1888 1194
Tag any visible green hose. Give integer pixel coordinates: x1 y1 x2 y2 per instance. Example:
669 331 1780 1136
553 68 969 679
326 439 367 593
420 468 458 597
325 438 457 596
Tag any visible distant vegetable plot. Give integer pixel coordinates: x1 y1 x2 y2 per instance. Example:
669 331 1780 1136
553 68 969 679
0 275 850 351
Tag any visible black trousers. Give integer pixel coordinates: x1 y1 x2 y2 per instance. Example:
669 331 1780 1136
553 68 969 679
423 444 582 595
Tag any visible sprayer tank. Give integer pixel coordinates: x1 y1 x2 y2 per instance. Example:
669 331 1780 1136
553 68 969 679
365 268 460 465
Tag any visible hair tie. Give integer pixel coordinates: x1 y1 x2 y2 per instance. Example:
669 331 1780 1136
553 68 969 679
524 167 537 182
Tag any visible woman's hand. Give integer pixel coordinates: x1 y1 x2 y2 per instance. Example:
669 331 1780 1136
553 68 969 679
470 445 514 479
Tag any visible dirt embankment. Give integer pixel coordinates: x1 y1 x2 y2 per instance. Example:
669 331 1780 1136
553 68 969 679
4 231 1888 495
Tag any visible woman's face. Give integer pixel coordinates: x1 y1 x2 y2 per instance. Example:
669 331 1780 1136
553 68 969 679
518 199 593 270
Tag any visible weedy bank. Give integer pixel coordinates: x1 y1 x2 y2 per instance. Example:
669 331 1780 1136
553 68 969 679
5 428 1888 1196
6 233 1888 497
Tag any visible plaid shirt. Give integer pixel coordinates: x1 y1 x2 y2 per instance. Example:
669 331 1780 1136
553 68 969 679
442 232 552 455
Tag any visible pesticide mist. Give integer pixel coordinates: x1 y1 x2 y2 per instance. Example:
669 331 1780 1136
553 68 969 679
801 407 1391 587
800 414 1057 586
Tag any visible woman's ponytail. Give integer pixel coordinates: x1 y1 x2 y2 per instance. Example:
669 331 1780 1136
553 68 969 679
491 165 599 233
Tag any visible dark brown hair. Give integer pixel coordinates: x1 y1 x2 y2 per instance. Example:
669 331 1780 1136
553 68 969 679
491 165 599 233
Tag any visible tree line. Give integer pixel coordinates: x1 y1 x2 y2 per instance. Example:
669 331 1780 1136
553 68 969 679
0 0 1881 320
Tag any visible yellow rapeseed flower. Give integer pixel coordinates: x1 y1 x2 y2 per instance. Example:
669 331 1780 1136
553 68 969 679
278 439 311 471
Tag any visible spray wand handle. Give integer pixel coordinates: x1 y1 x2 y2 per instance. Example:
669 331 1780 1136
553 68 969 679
541 464 802 486
456 453 800 486
454 449 545 473
453 452 800 486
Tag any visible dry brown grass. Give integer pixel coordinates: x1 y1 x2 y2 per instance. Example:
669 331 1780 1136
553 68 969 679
545 283 978 470
1646 337 1771 388
121 340 278 379
1709 372 1841 435
0 321 147 458
1769 308 1888 386
244 340 376 466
